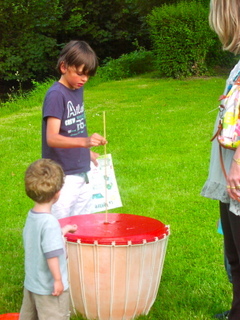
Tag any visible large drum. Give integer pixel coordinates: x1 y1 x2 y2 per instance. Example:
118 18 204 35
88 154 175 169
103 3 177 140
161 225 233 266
59 213 169 320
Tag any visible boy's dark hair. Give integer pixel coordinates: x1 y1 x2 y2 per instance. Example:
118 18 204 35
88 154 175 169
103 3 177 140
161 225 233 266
25 159 64 203
56 40 98 76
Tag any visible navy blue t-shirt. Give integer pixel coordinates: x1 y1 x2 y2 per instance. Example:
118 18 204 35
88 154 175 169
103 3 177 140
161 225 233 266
42 82 90 174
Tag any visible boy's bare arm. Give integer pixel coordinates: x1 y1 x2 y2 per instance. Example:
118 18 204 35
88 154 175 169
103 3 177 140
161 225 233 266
47 256 64 296
46 117 107 148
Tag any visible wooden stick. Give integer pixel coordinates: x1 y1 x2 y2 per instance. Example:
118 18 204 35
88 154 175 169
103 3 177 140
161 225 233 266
103 111 108 223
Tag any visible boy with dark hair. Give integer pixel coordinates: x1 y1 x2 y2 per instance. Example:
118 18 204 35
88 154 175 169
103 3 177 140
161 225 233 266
19 159 77 320
42 40 107 219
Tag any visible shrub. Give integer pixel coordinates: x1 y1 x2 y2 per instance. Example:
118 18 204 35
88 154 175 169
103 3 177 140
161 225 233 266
206 37 237 71
147 1 217 78
98 50 156 81
0 33 58 82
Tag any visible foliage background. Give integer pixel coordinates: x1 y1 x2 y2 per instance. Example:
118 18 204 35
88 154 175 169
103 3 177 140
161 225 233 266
147 2 235 78
0 0 236 89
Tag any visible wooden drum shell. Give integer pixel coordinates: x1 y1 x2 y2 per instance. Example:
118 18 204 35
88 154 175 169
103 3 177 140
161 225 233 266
60 214 169 320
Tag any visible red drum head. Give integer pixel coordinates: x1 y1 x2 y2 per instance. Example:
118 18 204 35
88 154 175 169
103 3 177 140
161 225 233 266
59 213 169 245
0 314 19 320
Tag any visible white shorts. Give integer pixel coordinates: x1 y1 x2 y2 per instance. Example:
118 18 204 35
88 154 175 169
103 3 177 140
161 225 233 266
51 173 93 219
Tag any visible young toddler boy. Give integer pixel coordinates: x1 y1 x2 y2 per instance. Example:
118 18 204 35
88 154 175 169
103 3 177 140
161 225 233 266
42 40 107 219
19 158 77 320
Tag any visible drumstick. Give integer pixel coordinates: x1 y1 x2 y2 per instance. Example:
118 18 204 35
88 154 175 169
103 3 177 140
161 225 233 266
103 111 109 223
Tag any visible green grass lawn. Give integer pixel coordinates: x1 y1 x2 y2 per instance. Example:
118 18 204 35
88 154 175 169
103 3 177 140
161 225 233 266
0 74 232 319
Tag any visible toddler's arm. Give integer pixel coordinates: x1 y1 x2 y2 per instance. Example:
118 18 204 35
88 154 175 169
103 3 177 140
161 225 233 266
47 256 64 296
61 224 78 236
46 117 107 148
